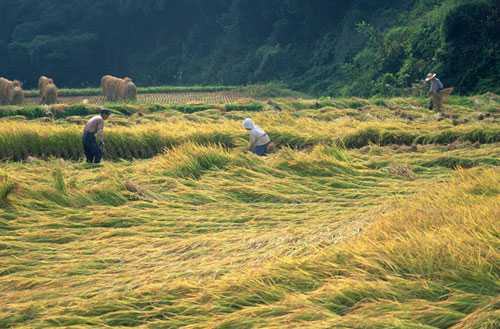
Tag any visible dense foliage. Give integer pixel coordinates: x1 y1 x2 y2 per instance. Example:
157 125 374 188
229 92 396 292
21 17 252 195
0 0 498 95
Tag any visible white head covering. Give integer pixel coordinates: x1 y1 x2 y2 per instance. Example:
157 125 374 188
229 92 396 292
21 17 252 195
243 118 267 137
243 118 254 129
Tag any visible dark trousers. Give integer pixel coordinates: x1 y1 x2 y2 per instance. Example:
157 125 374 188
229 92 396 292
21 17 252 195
429 91 443 111
82 132 102 163
253 142 270 156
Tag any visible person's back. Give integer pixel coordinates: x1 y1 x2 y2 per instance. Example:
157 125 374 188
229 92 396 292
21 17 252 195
84 115 104 134
249 126 271 147
430 78 444 93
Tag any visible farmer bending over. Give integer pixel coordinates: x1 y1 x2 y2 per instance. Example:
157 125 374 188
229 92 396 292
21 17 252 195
83 108 111 163
243 118 271 156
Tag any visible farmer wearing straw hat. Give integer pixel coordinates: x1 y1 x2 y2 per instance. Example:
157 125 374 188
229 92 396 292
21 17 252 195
425 73 444 111
243 118 271 156
83 108 111 164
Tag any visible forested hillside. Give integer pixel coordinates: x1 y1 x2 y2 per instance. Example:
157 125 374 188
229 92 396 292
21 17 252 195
0 0 498 95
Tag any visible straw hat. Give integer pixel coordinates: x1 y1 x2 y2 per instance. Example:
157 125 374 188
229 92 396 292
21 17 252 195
425 73 437 82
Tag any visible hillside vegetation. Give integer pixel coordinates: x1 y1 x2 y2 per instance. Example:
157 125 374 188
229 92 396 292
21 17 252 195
0 91 499 328
0 0 498 95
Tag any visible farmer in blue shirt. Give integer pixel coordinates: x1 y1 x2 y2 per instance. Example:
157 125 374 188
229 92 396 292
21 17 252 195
425 73 444 111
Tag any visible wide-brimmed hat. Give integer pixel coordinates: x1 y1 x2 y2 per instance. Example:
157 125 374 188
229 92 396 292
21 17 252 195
425 73 437 82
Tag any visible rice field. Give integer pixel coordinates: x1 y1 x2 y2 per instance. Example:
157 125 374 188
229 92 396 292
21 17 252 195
24 91 249 106
0 92 499 328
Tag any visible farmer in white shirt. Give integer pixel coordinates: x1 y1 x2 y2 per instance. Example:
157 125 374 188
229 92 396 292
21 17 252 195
243 118 271 156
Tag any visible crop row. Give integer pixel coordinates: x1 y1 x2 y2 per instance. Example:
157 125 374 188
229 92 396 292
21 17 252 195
22 91 248 106
23 85 238 97
0 123 498 161
0 102 265 120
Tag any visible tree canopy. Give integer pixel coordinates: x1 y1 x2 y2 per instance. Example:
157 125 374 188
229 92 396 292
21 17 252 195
0 0 498 95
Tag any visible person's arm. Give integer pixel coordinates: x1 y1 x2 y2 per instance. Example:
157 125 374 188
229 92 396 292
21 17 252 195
96 119 104 146
96 129 104 144
249 132 257 151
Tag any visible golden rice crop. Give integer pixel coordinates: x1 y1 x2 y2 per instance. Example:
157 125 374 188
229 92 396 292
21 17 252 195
0 94 498 328
0 113 498 161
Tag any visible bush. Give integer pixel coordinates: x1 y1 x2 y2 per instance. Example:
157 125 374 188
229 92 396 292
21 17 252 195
189 132 236 148
240 83 306 98
224 103 263 112
174 104 213 114
0 106 49 119
422 157 500 169
343 128 382 148
268 130 318 149
158 144 233 179
422 128 500 145
52 105 99 119
0 177 16 206
107 104 140 116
